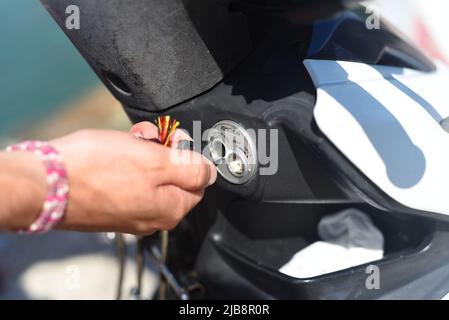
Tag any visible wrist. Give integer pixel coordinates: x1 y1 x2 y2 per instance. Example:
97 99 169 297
50 135 108 232
4 141 70 233
48 136 87 231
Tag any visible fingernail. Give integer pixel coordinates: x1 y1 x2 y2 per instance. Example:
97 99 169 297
207 162 217 186
177 140 193 151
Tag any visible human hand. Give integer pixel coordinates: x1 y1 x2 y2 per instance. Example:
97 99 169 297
50 124 216 235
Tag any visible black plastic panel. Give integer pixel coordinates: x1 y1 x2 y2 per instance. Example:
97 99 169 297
231 0 363 23
307 8 435 72
196 204 449 300
40 0 251 111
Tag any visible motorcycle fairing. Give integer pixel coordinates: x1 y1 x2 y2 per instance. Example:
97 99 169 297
305 58 449 216
38 0 449 300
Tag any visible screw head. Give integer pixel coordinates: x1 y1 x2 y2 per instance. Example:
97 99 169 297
227 153 245 176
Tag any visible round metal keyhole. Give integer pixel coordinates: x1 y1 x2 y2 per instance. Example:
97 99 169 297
206 120 258 185
209 140 226 163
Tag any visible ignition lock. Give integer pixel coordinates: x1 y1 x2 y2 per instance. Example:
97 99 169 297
206 120 258 185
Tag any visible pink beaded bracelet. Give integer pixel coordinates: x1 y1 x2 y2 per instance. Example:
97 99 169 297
6 141 69 234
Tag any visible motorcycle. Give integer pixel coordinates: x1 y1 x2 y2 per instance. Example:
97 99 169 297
41 0 449 299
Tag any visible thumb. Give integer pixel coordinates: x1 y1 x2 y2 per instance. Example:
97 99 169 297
162 150 217 191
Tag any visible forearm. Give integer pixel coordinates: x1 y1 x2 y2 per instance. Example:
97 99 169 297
0 152 46 231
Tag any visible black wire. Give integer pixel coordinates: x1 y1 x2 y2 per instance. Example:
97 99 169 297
136 237 145 298
115 233 126 300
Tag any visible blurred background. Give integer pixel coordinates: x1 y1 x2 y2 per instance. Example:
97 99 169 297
0 0 449 299
0 0 154 300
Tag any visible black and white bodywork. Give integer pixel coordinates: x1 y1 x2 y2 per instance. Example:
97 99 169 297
41 0 449 299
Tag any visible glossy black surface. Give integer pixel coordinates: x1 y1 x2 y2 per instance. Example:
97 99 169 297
307 8 435 71
125 33 449 297
196 203 449 299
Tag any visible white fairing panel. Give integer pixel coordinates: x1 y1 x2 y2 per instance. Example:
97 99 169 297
304 59 449 216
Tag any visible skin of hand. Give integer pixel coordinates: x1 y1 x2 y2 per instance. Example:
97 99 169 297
0 122 217 235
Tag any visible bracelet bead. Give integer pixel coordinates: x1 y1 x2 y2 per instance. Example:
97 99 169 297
5 141 69 234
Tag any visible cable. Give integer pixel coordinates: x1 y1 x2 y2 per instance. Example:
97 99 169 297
136 237 145 299
159 230 169 300
115 233 126 300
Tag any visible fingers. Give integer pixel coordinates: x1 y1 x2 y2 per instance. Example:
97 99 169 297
154 185 204 230
130 122 217 190
161 149 217 191
170 128 192 149
130 121 159 140
130 121 192 148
